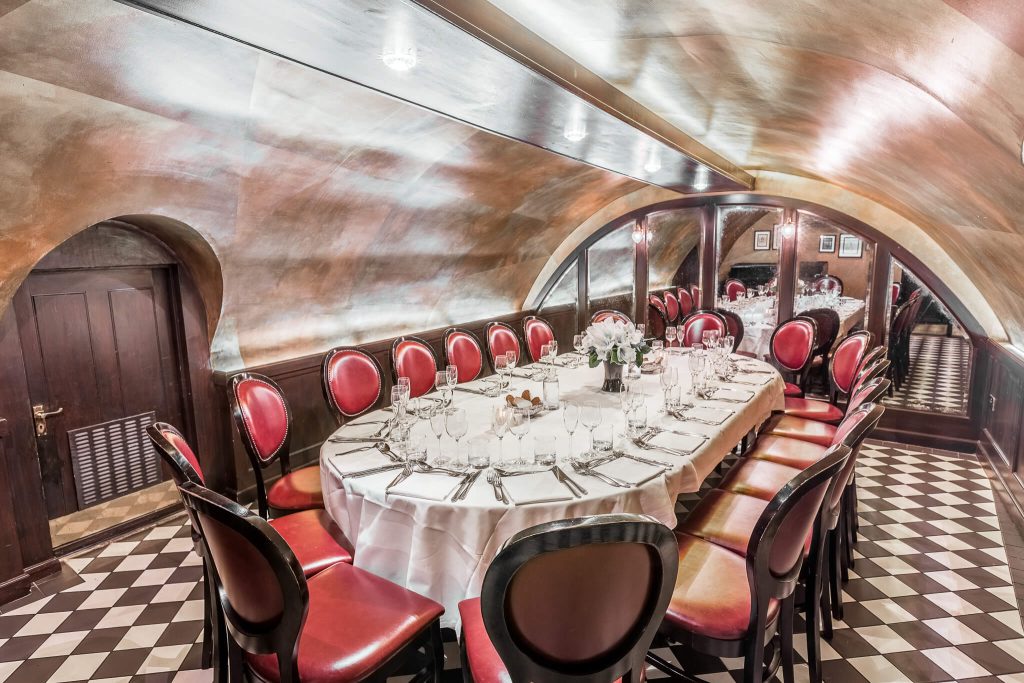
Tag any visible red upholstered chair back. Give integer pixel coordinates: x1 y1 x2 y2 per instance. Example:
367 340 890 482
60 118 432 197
830 331 872 395
648 303 668 341
485 322 522 371
480 514 677 683
798 308 841 357
649 294 668 319
178 483 307 679
230 372 291 469
891 283 901 304
769 317 817 372
715 308 745 351
147 422 204 486
847 376 890 414
676 288 694 317
591 310 631 325
321 347 384 422
663 291 680 323
814 275 843 295
724 279 746 301
679 310 727 348
391 336 438 398
690 285 701 307
522 316 556 364
856 347 887 378
827 404 884 519
444 328 484 383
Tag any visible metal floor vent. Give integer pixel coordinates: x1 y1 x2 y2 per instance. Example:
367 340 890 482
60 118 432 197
68 412 162 509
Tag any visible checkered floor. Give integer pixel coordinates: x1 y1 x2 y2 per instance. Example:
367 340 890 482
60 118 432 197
889 333 971 415
49 481 179 549
1 442 1022 682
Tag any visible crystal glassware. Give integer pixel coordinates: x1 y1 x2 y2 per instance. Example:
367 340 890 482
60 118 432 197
534 434 556 467
580 402 602 456
492 405 510 463
562 400 579 458
508 407 532 466
445 408 469 470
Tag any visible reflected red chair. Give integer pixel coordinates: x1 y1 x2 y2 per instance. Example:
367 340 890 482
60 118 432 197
178 483 444 683
443 328 484 383
648 445 851 683
321 347 384 423
484 321 522 371
229 373 323 519
679 310 727 348
522 315 556 364
690 284 701 307
648 293 668 321
725 279 747 301
798 308 840 388
677 287 694 317
591 309 632 325
459 514 677 683
716 308 745 352
648 302 668 341
768 317 818 398
391 335 439 398
663 290 681 323
813 275 843 295
828 331 873 403
891 283 901 305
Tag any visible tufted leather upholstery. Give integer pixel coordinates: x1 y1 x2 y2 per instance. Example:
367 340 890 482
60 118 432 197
267 466 324 512
679 311 727 348
763 414 837 446
663 291 680 323
770 318 816 372
445 329 484 383
247 562 444 683
523 317 555 364
267 509 352 577
719 458 805 501
677 489 767 556
677 288 693 317
393 338 438 398
830 333 871 395
323 348 382 418
782 397 845 423
725 279 746 301
486 323 521 367
235 377 289 462
747 434 828 469
666 534 780 641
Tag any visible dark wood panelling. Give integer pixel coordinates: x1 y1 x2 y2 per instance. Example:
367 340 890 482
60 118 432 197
0 418 30 605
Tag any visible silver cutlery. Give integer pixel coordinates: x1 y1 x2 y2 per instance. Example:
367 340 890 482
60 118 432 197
333 445 375 456
452 470 481 502
486 470 505 503
344 464 404 479
552 466 587 496
632 439 687 457
570 460 630 488
618 452 671 468
375 442 404 463
328 436 387 444
453 386 487 396
646 426 708 440
347 419 389 427
385 464 414 493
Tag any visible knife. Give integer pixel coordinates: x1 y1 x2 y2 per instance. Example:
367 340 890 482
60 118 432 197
345 464 404 479
453 386 487 396
552 466 587 497
452 470 481 501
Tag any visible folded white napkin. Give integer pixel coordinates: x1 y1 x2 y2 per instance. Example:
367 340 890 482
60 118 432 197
328 450 394 476
713 388 755 402
501 471 574 505
682 407 732 425
388 471 463 501
646 430 705 453
593 458 664 486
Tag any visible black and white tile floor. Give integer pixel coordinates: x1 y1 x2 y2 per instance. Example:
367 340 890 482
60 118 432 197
890 334 971 415
2 442 1023 682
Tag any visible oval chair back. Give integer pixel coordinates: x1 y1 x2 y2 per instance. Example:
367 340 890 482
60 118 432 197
690 284 701 307
484 322 523 371
715 308 745 351
229 372 293 519
724 279 746 302
647 302 668 341
891 283 901 305
591 310 631 325
479 514 677 683
648 294 668 320
798 308 841 360
663 290 680 323
443 328 484 384
855 346 886 379
814 275 843 295
847 376 891 414
676 288 694 318
321 347 384 423
147 422 204 487
391 336 439 399
769 317 818 384
522 316 556 364
679 310 727 348
829 331 873 400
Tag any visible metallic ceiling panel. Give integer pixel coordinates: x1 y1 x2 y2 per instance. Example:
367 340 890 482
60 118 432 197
117 0 744 193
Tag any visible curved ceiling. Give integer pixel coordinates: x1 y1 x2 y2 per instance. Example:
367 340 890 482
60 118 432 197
486 0 1024 345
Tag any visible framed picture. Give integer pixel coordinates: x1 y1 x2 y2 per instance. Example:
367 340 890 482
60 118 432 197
819 234 836 253
753 230 771 251
838 234 863 258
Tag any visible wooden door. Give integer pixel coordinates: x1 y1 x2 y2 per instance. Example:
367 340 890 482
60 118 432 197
14 267 186 518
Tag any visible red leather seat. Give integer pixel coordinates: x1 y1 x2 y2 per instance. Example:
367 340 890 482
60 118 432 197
677 490 767 556
680 311 727 347
667 534 780 641
719 458 804 502
783 382 803 397
746 434 828 469
267 466 324 511
782 397 844 423
247 562 443 683
269 509 352 577
664 291 680 323
762 414 837 447
485 322 522 368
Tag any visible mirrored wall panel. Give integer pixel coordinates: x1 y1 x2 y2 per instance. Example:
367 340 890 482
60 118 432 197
587 221 636 323
537 258 579 344
647 207 702 327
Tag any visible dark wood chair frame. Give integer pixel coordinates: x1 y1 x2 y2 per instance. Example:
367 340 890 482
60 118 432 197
320 346 386 425
662 289 682 324
469 514 678 683
647 303 669 342
797 307 841 390
521 315 556 364
724 278 747 301
715 308 745 352
827 330 874 404
442 327 486 382
179 482 443 683
390 335 440 386
679 309 729 348
482 321 523 374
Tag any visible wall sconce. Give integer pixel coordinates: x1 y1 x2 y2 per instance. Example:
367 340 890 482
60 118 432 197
631 223 645 244
780 219 796 239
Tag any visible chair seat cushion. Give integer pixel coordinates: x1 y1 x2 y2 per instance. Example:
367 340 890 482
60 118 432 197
747 434 829 469
719 458 804 501
783 382 804 397
677 490 767 556
782 398 844 424
665 534 780 642
269 509 353 577
267 466 324 512
247 563 443 683
762 415 837 447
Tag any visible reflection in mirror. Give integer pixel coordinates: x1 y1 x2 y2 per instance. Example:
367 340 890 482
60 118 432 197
887 259 971 415
647 208 703 329
717 206 783 359
538 259 578 346
587 221 635 323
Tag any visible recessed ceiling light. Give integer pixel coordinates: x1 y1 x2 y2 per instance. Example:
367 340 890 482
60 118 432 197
563 119 587 142
382 46 417 72
643 147 661 174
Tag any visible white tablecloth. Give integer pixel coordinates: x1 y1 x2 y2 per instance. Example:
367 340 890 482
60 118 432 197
728 296 865 360
319 355 784 629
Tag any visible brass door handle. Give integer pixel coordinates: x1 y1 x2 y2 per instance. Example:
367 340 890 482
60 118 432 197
32 404 63 436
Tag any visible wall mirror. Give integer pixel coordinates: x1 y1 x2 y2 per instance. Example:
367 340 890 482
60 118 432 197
646 207 703 330
587 220 636 323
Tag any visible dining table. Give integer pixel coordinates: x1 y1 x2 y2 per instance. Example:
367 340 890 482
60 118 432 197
319 352 785 629
725 295 865 360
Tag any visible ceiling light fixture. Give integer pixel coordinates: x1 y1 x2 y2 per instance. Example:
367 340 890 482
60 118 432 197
381 45 417 72
643 147 661 174
563 119 587 142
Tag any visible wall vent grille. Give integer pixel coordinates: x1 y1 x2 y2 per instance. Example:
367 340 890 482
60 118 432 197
68 412 162 509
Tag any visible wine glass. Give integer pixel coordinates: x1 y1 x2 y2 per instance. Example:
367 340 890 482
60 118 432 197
722 334 735 355
445 408 469 470
446 364 459 388
508 407 532 466
435 370 451 412
492 405 511 463
429 407 448 467
390 386 407 422
505 350 517 372
665 326 677 350
580 402 602 457
397 375 411 398
540 343 552 365
562 401 579 458
494 354 509 390
549 340 558 359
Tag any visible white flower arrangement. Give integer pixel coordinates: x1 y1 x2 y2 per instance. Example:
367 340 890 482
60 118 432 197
582 319 651 367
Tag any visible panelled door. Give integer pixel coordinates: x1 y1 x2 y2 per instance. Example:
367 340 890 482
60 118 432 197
14 267 186 518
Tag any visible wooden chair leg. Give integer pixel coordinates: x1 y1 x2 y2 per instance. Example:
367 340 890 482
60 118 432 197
805 547 827 682
429 622 444 683
830 530 844 621
780 594 796 683
743 612 769 683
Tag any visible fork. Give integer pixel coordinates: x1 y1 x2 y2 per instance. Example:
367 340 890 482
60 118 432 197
486 470 508 504
633 439 687 457
570 460 630 488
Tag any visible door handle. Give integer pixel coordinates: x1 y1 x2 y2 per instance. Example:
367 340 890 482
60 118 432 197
32 404 63 436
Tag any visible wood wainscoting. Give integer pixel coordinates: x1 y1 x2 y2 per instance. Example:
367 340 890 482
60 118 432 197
978 341 1024 515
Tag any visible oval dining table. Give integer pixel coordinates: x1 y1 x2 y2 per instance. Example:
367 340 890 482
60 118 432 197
320 353 785 629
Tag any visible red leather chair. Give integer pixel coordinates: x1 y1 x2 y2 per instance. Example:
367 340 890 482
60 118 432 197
178 483 444 683
781 357 889 424
484 322 522 371
679 310 727 348
522 316 556 364
229 373 323 519
724 278 746 301
648 293 668 321
591 309 632 325
690 284 701 307
798 307 840 387
443 328 484 383
716 308 745 352
768 317 818 398
648 445 851 683
891 282 901 305
321 347 384 423
762 375 890 447
391 335 438 398
677 287 694 318
813 275 843 295
828 331 873 403
459 514 677 683
663 290 681 323
648 302 668 341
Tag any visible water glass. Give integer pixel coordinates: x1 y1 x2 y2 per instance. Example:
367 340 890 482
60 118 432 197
445 408 469 469
665 326 678 349
593 424 614 455
430 409 448 466
468 436 490 470
508 407 532 465
494 355 509 389
505 350 517 371
534 434 556 466
562 401 579 457
542 373 560 410
405 434 427 464
580 402 602 455
540 343 553 364
446 364 459 388
627 404 647 437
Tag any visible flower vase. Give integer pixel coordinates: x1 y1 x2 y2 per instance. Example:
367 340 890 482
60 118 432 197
601 361 624 393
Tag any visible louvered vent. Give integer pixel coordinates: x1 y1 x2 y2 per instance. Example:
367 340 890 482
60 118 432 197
68 412 162 509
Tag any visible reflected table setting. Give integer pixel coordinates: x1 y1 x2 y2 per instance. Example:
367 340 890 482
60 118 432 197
726 295 865 359
319 354 784 628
